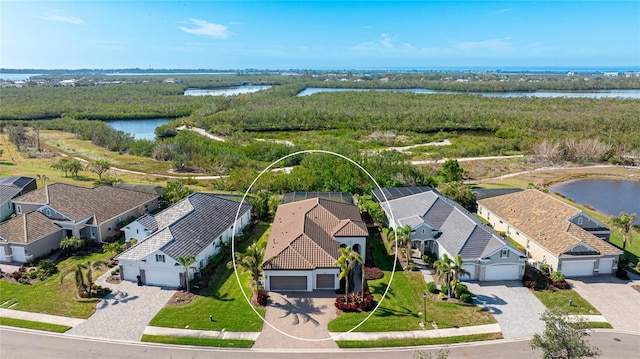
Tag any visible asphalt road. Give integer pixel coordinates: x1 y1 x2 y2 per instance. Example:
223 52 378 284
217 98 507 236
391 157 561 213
1 327 638 359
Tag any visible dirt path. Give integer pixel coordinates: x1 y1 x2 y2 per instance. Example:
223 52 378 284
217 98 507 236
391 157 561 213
411 154 524 165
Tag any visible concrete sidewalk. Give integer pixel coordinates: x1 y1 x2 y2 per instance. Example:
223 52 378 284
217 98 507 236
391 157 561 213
144 326 260 340
0 308 84 327
330 323 501 341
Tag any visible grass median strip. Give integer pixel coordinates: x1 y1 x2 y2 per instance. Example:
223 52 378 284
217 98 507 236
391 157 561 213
141 334 254 348
0 317 71 333
533 289 599 315
335 332 503 348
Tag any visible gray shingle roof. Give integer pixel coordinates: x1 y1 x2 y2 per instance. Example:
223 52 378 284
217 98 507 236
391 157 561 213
0 186 23 205
380 188 524 260
117 193 251 261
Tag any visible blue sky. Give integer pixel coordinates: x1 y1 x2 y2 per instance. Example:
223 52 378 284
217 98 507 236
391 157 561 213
1 1 639 69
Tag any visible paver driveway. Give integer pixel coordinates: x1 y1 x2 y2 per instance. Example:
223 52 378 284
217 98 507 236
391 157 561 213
253 291 338 349
465 280 546 339
66 272 175 341
568 275 640 333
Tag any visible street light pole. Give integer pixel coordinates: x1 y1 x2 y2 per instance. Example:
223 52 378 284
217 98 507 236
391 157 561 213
422 292 427 323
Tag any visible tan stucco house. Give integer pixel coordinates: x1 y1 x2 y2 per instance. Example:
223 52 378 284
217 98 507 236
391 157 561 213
9 183 158 245
262 196 368 292
477 189 622 277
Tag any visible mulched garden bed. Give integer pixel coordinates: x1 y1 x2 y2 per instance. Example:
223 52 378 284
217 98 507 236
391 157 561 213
166 291 195 307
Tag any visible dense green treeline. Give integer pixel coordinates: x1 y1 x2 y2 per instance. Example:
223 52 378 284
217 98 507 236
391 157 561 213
199 91 640 149
0 84 206 120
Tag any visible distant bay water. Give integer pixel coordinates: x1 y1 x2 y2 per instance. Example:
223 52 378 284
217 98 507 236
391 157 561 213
184 85 272 96
296 87 640 99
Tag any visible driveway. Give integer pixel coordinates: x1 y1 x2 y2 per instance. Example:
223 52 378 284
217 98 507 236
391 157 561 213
568 275 640 333
465 280 546 339
65 272 175 341
253 291 338 349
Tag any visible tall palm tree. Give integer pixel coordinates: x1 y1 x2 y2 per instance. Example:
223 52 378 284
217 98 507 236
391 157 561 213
449 255 470 296
434 254 454 297
177 254 196 292
334 245 361 304
228 242 264 294
383 225 412 260
60 260 107 297
611 212 637 251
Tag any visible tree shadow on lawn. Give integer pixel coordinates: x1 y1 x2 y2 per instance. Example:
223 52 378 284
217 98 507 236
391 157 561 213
210 291 235 302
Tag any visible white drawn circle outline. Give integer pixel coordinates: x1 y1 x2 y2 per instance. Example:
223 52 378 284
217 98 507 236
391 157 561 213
231 149 399 342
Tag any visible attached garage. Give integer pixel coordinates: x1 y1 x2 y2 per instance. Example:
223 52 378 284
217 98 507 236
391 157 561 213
316 274 335 289
598 258 614 274
143 269 180 287
269 275 308 291
484 264 521 281
561 260 595 277
461 264 477 280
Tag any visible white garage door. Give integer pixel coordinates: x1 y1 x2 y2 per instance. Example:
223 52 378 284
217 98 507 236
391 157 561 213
561 260 594 277
484 264 521 281
144 269 180 287
270 276 308 291
598 258 614 275
461 264 476 280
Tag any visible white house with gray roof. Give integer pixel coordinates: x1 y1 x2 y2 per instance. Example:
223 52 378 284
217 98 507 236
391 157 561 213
375 187 526 281
117 193 251 288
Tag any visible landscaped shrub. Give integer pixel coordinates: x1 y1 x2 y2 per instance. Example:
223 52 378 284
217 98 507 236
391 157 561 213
11 271 20 280
422 252 437 266
256 288 270 306
549 271 565 283
440 284 449 296
426 281 439 294
408 264 418 271
553 280 570 290
524 280 537 289
539 263 551 276
454 283 470 299
363 266 384 280
335 291 377 312
459 293 473 303
18 277 30 285
438 292 446 300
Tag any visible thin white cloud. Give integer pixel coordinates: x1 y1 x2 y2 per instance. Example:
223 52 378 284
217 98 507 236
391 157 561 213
180 19 230 39
38 9 84 25
455 38 513 51
495 8 511 14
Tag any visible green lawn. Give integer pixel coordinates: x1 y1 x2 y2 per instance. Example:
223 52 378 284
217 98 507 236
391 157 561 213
533 289 600 315
141 335 254 348
148 223 269 332
328 226 496 332
0 317 71 333
335 332 503 348
0 250 111 318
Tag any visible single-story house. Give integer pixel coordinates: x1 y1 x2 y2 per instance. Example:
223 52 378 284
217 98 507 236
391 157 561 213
262 196 368 292
477 189 622 277
374 187 526 281
116 193 251 288
0 176 37 222
11 183 159 243
0 211 65 263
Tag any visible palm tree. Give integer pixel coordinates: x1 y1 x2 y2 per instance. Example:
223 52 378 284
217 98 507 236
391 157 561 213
449 255 470 296
434 254 454 297
227 242 264 294
60 260 107 297
335 246 361 304
383 225 412 260
177 254 197 292
611 212 637 251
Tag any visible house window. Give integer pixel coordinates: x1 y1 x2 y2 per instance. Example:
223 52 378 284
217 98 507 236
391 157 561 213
136 229 139 234
577 217 583 225
499 220 503 224
422 228 425 234
155 254 165 262
479 208 483 214
46 208 51 216
526 239 530 249
487 213 491 220
107 225 112 232
16 205 22 214
507 226 511 235
501 249 509 258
